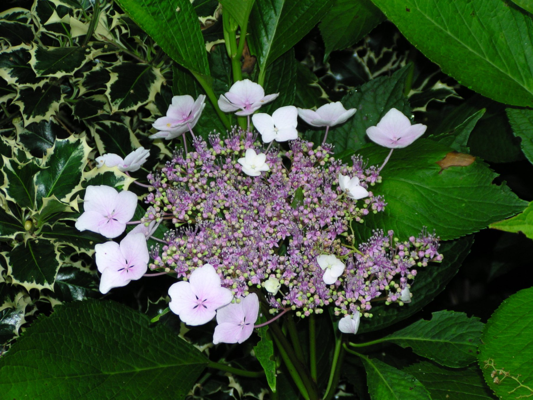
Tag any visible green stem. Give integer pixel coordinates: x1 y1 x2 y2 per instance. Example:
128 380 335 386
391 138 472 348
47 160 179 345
191 71 231 129
348 338 387 348
286 313 305 363
309 314 317 382
323 335 345 400
83 0 100 46
150 307 169 323
207 361 264 378
343 344 367 359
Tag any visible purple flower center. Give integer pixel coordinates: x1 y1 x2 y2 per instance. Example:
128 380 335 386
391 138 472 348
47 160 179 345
193 295 208 309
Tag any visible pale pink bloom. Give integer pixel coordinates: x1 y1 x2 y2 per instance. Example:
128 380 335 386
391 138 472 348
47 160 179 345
213 293 259 344
339 311 360 334
218 79 278 116
151 94 206 140
75 186 137 239
96 147 150 172
237 148 270 177
252 106 298 143
95 233 149 294
338 173 369 200
317 254 345 285
128 220 160 239
366 108 427 148
168 264 233 326
297 102 356 127
400 287 412 303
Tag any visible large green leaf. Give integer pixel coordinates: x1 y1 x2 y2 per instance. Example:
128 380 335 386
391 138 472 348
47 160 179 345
262 48 297 114
294 63 329 109
370 0 533 107
0 20 33 46
479 287 533 399
404 362 494 400
362 357 432 399
359 236 473 333
490 201 533 240
15 119 65 158
314 65 411 156
105 63 164 112
114 0 209 75
255 326 277 392
354 139 527 241
52 266 100 302
1 158 40 210
7 239 60 290
219 0 255 30
507 107 533 165
319 0 385 60
248 0 333 77
381 311 483 368
0 300 208 399
30 46 90 78
431 109 485 153
511 0 533 14
35 136 91 207
0 45 41 87
14 84 63 125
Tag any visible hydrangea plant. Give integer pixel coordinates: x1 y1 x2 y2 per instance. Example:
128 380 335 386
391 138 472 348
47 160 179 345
1 0 532 399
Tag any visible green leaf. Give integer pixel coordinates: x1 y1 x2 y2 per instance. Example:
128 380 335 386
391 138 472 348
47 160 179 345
72 95 111 120
431 109 485 153
30 46 89 78
0 46 42 87
114 0 209 75
381 311 483 368
359 236 473 333
219 0 255 29
7 239 60 290
34 196 74 227
249 0 333 77
105 63 164 112
0 206 24 239
479 287 533 399
0 307 25 345
0 21 33 46
294 63 329 109
39 223 105 252
0 300 209 398
362 357 432 400
490 201 533 240
315 65 411 156
35 136 91 207
370 0 533 107
510 0 533 15
404 362 495 400
90 120 137 157
14 84 63 125
354 139 527 241
83 167 135 190
320 0 385 60
507 107 533 164
15 119 65 158
0 158 40 210
52 266 99 302
255 327 277 392
262 48 297 114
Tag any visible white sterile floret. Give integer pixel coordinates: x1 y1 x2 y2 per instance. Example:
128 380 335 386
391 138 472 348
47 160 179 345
297 102 356 128
317 254 345 285
400 287 412 303
252 106 298 143
338 311 361 334
237 148 270 177
338 174 369 200
264 276 281 295
96 147 150 172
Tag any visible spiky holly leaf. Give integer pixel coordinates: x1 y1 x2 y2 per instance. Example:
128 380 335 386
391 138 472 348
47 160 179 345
39 223 104 253
14 84 63 125
0 206 25 240
0 45 42 87
15 119 67 158
82 166 135 191
29 46 92 78
34 136 91 208
72 95 111 120
105 63 164 112
77 63 110 96
89 120 137 157
0 300 208 399
0 158 40 210
7 239 60 291
34 196 75 227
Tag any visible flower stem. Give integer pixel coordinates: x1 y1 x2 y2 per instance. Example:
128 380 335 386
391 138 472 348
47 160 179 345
191 71 231 129
150 307 169 323
322 125 331 146
254 307 291 328
347 338 387 348
207 361 265 378
323 335 345 400
379 148 394 172
132 180 152 189
286 313 305 363
309 314 317 382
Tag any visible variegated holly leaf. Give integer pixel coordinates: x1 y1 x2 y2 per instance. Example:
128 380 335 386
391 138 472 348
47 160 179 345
77 62 111 96
34 196 75 228
82 166 135 191
72 94 111 120
14 84 63 124
7 239 60 291
105 63 164 112
0 284 31 345
0 45 43 88
30 46 95 78
0 6 32 23
0 76 16 104
0 158 40 210
0 205 25 240
0 20 34 46
39 223 105 253
34 136 91 208
51 266 100 302
89 120 138 157
15 119 68 158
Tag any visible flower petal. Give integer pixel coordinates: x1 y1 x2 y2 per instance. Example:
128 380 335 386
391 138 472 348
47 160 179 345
272 106 298 129
218 95 241 113
82 186 118 214
119 233 149 279
95 241 123 273
297 108 321 126
121 147 150 172
112 190 138 223
252 113 275 142
96 154 123 168
376 108 412 134
338 312 360 334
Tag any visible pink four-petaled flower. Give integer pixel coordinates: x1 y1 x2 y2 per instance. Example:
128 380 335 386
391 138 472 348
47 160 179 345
218 79 278 116
151 94 206 140
366 108 427 149
213 293 259 344
96 147 150 172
